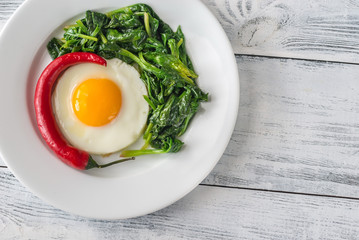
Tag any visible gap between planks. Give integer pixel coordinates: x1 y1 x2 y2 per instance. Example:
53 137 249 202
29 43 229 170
200 183 359 202
2 165 359 204
236 53 359 66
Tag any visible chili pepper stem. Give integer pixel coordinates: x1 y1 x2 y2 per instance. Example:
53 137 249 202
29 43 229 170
86 156 135 170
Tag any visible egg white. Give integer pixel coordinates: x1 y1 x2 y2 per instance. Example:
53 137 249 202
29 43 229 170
52 58 149 154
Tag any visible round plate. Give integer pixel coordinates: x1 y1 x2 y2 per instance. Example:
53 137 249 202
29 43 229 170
0 0 239 219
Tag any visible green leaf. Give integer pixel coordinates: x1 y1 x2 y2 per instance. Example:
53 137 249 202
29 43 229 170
106 29 147 52
106 12 142 29
47 38 64 59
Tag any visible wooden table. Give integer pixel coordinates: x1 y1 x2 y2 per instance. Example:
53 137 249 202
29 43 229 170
2 0 359 239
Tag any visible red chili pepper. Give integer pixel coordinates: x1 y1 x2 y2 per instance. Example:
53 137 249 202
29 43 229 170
34 52 134 170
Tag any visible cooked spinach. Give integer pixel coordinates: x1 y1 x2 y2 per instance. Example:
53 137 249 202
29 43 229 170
47 3 208 156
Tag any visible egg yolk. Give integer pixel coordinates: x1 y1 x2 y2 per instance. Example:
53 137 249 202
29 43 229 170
72 78 122 127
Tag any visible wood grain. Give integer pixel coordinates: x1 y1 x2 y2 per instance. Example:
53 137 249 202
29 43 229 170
204 0 359 63
1 167 359 240
0 0 22 27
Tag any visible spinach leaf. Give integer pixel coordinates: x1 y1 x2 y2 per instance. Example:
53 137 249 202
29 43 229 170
106 12 142 29
106 28 147 52
47 38 68 59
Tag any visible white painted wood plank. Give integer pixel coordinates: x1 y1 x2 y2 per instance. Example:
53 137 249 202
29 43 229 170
203 55 359 198
204 0 359 63
4 0 359 63
1 168 359 240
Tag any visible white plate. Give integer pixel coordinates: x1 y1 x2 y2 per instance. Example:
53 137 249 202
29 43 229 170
0 0 239 219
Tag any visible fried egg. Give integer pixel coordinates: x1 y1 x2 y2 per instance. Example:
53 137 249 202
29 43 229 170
52 58 149 154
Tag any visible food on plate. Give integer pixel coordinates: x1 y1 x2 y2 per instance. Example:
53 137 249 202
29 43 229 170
35 3 208 170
